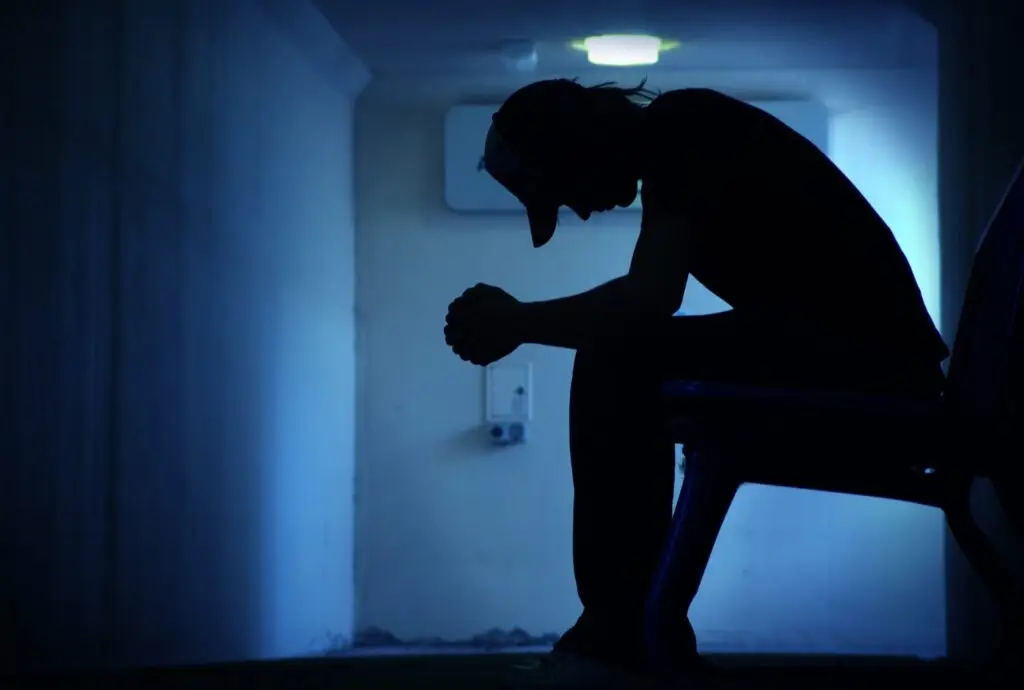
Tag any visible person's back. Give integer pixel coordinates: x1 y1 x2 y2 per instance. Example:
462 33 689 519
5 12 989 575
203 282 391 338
639 88 949 368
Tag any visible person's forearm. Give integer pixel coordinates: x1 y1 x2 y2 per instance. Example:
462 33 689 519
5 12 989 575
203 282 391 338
515 276 663 350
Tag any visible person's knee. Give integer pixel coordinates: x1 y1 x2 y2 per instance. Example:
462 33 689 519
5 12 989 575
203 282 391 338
574 316 669 378
571 318 668 423
575 321 633 372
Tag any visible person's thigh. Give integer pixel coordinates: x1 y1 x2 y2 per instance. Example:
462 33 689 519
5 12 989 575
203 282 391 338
634 311 943 397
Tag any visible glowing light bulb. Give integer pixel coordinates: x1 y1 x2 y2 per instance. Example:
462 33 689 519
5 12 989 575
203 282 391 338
581 34 663 67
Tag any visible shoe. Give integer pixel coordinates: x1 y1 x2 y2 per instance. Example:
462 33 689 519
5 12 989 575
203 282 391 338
500 650 662 690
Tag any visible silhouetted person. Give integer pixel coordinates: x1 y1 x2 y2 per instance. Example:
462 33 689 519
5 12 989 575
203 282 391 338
444 79 948 688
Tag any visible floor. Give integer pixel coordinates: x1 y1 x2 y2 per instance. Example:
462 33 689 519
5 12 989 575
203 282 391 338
1 649 992 690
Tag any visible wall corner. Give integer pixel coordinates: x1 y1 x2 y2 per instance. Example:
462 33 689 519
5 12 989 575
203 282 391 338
255 0 371 99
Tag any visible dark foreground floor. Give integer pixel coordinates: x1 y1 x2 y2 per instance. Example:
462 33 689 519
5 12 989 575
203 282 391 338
0 653 1011 690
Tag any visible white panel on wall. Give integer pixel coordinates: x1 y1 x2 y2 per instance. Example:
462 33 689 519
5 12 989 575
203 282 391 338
443 99 830 213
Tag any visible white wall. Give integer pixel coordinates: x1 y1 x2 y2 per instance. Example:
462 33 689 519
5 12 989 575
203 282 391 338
353 67 944 657
1 0 365 671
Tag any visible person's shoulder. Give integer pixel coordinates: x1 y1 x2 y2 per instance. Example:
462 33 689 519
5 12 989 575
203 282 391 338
640 90 744 212
641 89 733 168
644 88 743 149
647 88 735 116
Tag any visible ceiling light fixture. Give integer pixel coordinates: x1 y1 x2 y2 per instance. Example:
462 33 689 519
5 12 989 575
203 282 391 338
572 34 676 67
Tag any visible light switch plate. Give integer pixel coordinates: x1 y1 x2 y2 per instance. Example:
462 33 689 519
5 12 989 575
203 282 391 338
485 362 532 422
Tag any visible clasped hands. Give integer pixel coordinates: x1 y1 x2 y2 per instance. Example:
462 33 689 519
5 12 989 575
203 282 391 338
444 283 525 366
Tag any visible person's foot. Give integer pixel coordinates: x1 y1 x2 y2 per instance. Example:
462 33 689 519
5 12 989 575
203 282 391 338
500 650 661 690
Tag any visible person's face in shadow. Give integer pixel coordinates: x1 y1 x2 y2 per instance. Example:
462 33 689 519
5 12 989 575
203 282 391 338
483 115 639 225
556 152 639 221
552 103 641 219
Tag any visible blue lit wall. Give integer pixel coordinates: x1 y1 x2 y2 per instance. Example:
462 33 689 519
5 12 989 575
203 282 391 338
1 0 365 671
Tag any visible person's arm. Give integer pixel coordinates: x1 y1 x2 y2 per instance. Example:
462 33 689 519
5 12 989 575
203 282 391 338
515 214 692 350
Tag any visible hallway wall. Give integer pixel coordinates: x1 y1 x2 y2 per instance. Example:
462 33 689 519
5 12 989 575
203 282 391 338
0 0 367 671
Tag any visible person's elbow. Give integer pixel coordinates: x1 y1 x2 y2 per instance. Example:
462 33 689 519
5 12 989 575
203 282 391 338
628 275 685 318
651 282 685 317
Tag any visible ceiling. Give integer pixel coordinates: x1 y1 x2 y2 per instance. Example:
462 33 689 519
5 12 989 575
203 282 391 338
314 0 936 79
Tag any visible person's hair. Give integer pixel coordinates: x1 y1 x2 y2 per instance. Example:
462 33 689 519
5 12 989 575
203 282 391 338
584 78 660 106
478 78 658 172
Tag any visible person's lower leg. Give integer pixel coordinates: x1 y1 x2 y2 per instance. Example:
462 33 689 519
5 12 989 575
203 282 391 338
555 344 676 667
643 449 739 671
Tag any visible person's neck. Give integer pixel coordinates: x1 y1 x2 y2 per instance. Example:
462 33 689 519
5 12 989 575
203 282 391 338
629 106 652 180
615 105 647 180
587 104 645 184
